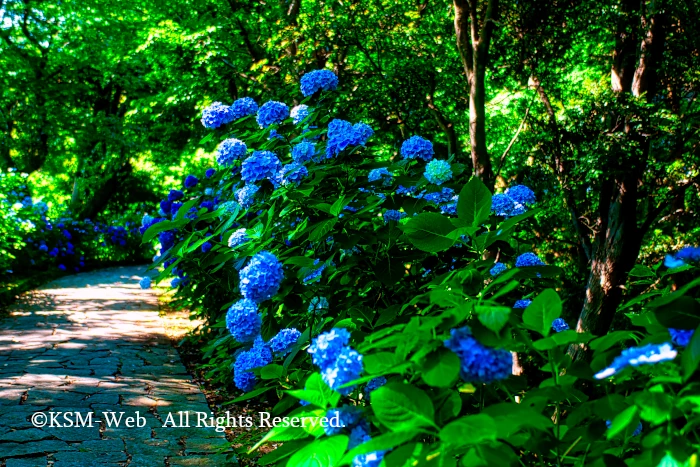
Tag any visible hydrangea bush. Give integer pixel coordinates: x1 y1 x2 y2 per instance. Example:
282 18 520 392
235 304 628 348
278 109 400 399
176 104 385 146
141 71 700 466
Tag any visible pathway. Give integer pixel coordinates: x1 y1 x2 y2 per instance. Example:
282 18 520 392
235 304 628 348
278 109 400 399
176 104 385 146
0 266 236 467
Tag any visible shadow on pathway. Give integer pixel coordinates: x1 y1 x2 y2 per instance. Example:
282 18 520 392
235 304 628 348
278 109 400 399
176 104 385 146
0 266 236 467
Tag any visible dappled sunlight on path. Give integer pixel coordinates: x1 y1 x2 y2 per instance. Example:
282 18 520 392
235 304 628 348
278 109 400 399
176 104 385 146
0 266 235 467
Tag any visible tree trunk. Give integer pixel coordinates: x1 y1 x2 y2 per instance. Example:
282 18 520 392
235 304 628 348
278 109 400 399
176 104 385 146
452 0 497 187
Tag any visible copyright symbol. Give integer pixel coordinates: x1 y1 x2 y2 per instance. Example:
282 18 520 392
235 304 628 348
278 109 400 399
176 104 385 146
31 412 47 427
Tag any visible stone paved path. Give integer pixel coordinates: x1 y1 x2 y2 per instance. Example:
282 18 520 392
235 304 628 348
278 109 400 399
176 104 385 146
0 266 236 467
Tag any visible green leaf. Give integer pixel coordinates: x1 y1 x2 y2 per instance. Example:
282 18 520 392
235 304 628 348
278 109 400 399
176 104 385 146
229 386 274 403
636 391 673 424
522 289 562 337
330 195 347 217
364 352 400 374
457 177 492 228
286 435 348 467
308 218 338 242
287 373 340 409
420 348 460 388
533 331 594 351
371 383 436 432
606 405 638 439
400 213 456 253
682 324 700 380
652 296 700 330
260 364 285 380
440 414 497 446
475 306 511 333
629 265 656 278
339 430 419 465
589 330 640 352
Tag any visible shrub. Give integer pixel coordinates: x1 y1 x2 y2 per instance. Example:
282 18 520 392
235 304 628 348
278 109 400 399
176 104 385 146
141 72 700 467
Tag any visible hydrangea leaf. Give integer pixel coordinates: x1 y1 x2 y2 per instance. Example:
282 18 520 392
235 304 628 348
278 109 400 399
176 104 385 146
400 213 456 253
285 434 348 467
533 330 595 351
371 383 437 432
606 405 638 439
287 373 340 409
652 296 700 330
457 177 492 228
475 306 511 334
681 324 700 381
439 414 497 446
522 288 562 337
635 391 673 424
420 348 460 388
364 352 400 374
339 430 420 466
308 218 338 242
260 364 285 380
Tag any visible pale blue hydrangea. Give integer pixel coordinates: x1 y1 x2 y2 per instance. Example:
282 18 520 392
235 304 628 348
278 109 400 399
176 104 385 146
424 160 452 185
594 342 677 379
229 97 259 121
239 251 284 303
291 104 310 124
324 405 362 436
256 101 289 128
321 347 363 395
291 141 316 163
300 69 339 96
444 326 512 384
368 168 392 184
201 102 233 129
307 328 351 369
552 318 569 332
241 151 282 184
401 136 434 161
515 252 546 267
228 228 249 248
308 296 329 314
226 299 262 343
217 138 247 166
268 328 302 357
235 185 259 208
490 262 507 276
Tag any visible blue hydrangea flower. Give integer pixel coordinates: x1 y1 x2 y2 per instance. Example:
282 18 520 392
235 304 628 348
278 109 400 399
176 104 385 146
226 299 262 343
268 328 301 357
228 228 249 248
184 175 198 189
291 141 316 163
491 193 516 216
170 202 183 217
363 377 386 401
309 296 329 314
171 277 181 288
676 246 700 263
368 168 393 184
444 326 512 384
300 70 339 96
303 260 326 284
326 119 373 158
515 252 546 267
278 163 309 186
241 151 282 184
424 188 455 205
424 160 452 185
490 262 507 276
383 210 406 223
669 329 694 347
239 251 284 303
440 199 458 215
594 342 677 379
353 451 384 467
168 189 184 202
139 277 151 289
513 299 532 309
233 336 273 392
235 184 259 208
256 101 289 128
58 264 66 271
230 97 259 120
205 168 216 178
308 328 351 369
552 318 569 332
159 231 176 250
269 129 284 140
321 347 363 395
291 104 310 124
201 241 212 253
396 185 418 196
216 138 247 167
201 102 233 129
400 136 434 161
324 405 362 436
348 424 371 450
505 185 536 205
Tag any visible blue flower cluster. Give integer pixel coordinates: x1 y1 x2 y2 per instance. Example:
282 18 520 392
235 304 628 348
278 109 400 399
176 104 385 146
308 328 363 394
239 251 284 303
669 328 694 347
490 262 507 276
256 101 289 128
303 259 327 284
594 342 677 379
552 318 569 332
241 151 282 184
228 228 249 248
233 336 273 392
216 138 248 167
363 376 386 401
277 163 309 186
424 160 452 185
291 141 316 163
226 299 262 343
513 299 532 309
665 245 700 268
291 104 310 124
515 252 546 267
230 97 259 121
326 119 374 158
383 210 406 223
201 102 234 129
184 175 199 189
268 328 302 357
368 168 392 185
139 277 151 289
444 326 512 384
401 136 434 161
308 296 329 314
423 188 454 205
324 405 362 436
235 184 259 208
491 185 536 217
300 70 339 96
